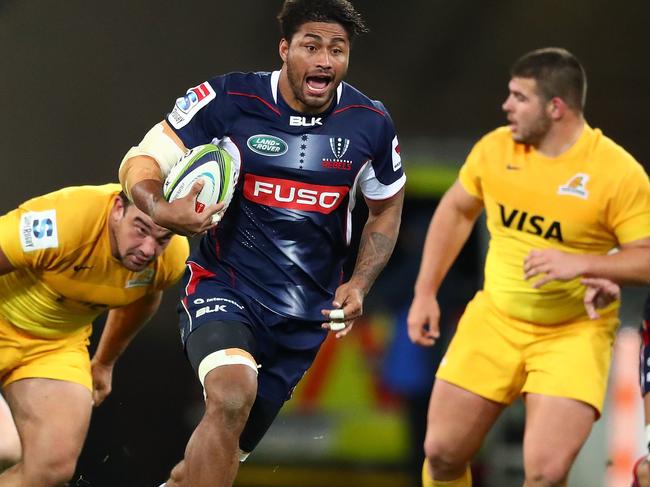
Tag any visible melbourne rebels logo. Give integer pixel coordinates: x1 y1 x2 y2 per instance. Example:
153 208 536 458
244 174 348 214
322 137 352 171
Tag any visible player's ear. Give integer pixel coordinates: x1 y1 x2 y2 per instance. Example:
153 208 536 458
279 38 289 63
112 196 126 220
548 97 567 120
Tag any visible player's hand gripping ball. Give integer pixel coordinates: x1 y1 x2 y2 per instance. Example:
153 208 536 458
163 144 237 223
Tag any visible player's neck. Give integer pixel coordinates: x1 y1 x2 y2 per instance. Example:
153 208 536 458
535 116 585 158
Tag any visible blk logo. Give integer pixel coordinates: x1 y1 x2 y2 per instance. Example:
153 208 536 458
289 116 322 127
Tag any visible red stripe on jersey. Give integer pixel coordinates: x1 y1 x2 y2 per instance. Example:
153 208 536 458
227 91 281 116
243 174 349 214
333 104 386 117
642 320 650 346
185 260 215 297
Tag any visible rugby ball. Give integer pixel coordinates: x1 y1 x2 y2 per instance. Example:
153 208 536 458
163 144 236 222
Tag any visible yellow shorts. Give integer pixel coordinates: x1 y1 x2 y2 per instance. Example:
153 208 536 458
0 316 92 391
436 291 618 414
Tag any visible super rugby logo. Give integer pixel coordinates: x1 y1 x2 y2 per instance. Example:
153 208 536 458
169 82 216 129
247 135 288 157
243 174 348 214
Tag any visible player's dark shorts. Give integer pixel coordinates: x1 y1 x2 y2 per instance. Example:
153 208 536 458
178 260 328 404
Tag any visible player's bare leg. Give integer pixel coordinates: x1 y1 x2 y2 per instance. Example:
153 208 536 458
166 364 257 487
522 393 595 487
0 394 20 471
0 378 92 486
423 379 504 484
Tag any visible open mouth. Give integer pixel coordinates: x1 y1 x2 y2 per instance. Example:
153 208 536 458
306 75 332 95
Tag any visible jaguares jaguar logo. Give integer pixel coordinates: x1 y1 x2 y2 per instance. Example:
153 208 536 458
498 203 563 242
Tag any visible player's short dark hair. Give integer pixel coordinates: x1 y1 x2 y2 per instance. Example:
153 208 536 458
118 191 132 208
277 0 369 42
510 47 587 112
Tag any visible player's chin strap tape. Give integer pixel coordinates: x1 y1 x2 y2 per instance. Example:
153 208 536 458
119 123 185 199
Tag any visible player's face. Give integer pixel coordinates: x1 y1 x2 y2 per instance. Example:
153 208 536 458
502 77 552 145
279 21 350 114
109 199 173 272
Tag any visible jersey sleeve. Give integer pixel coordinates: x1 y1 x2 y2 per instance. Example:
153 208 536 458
0 199 66 270
359 104 406 200
153 235 189 290
458 138 485 200
607 159 650 244
165 76 229 148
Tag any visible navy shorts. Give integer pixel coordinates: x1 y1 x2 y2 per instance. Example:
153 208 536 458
178 261 328 403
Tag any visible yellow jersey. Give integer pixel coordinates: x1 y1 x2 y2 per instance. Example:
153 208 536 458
459 125 650 324
0 184 189 338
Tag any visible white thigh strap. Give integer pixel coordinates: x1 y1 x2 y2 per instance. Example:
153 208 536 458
197 349 258 388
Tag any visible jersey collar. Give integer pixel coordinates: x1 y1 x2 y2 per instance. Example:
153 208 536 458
270 70 343 108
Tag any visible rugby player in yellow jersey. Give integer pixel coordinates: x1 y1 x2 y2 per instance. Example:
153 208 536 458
0 184 189 486
407 47 650 487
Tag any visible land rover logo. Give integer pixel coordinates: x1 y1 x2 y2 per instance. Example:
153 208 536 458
247 135 288 157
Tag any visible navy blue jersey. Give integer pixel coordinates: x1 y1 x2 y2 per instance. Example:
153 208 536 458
166 71 405 321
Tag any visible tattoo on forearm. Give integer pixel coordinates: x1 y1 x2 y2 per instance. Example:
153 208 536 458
353 231 396 293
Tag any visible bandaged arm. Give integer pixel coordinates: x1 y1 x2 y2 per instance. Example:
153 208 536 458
118 121 187 202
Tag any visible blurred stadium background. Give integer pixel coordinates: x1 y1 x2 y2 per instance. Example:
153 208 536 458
1 1 649 486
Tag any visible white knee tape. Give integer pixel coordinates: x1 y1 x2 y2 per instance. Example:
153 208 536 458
197 349 259 388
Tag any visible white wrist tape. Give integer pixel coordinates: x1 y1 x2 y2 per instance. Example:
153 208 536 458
119 122 185 179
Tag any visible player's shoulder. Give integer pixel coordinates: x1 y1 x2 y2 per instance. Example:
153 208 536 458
336 82 391 120
587 126 641 171
21 183 119 220
477 126 513 147
160 234 190 267
16 184 118 255
211 71 273 96
468 127 514 159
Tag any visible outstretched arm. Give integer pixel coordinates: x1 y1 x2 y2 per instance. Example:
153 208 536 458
407 180 483 346
322 187 404 338
90 291 163 406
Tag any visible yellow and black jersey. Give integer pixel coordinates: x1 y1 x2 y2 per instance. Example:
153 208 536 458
0 184 189 338
459 125 650 324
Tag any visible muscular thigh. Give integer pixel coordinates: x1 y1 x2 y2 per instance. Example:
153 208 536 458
4 378 92 457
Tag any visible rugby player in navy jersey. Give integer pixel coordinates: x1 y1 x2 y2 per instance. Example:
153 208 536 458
118 1 405 485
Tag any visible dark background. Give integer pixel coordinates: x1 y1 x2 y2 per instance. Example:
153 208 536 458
1 1 648 485
1 0 648 204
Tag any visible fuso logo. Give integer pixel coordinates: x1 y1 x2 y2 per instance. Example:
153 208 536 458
243 174 349 214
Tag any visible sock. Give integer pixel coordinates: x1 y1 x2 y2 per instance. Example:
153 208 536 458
422 459 472 487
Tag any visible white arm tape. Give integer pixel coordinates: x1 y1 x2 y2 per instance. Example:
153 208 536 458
119 122 186 179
